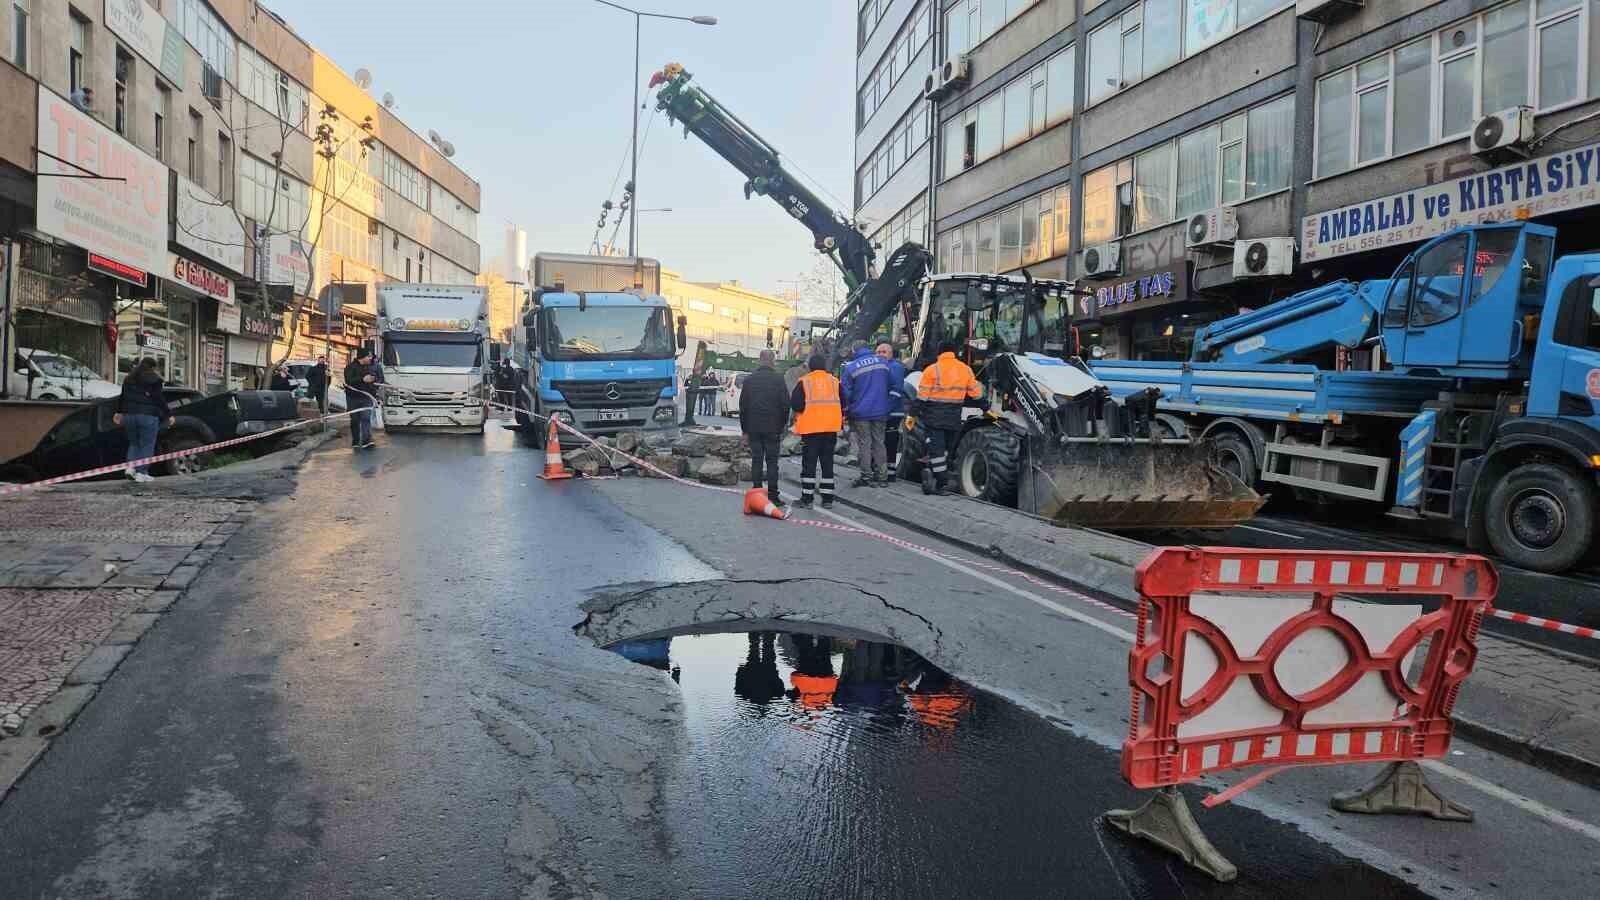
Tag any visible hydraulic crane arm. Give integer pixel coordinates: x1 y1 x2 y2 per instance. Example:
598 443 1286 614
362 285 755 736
650 63 876 292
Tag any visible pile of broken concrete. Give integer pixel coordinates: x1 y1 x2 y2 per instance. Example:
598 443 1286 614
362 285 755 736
559 427 805 485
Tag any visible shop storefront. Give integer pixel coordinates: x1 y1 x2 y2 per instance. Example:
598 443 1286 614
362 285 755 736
117 292 197 387
1075 263 1219 362
230 312 274 390
167 253 238 396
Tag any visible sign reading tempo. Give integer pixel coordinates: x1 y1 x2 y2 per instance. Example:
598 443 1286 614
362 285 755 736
1302 142 1600 262
35 87 169 276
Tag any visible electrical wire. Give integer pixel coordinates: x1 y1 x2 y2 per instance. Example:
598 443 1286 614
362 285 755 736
602 107 661 255
590 131 636 252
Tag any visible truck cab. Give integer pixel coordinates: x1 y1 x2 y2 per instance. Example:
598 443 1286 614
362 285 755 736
375 284 491 433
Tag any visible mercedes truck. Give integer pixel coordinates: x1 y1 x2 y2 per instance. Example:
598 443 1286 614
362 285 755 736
375 283 491 433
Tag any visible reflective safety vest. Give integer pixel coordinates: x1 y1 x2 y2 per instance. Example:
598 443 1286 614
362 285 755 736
791 673 838 709
795 370 843 434
919 352 981 404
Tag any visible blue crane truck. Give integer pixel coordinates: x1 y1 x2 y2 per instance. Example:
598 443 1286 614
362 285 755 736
509 253 686 444
1092 221 1600 572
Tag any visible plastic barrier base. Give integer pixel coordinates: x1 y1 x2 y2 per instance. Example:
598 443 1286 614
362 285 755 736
1330 761 1474 822
1104 786 1238 883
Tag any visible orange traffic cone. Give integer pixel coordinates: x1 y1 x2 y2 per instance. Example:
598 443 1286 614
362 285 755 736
743 487 787 520
538 417 573 480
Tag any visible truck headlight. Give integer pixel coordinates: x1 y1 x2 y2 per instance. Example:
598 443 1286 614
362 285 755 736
554 411 575 425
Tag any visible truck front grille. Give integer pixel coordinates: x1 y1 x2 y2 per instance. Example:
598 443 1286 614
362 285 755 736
552 379 669 409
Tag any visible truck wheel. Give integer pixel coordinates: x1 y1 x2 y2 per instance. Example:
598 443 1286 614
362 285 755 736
896 427 925 482
158 432 211 476
1485 463 1595 573
956 428 1020 505
1206 433 1257 485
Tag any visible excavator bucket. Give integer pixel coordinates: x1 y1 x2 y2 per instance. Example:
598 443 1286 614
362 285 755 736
1018 437 1265 530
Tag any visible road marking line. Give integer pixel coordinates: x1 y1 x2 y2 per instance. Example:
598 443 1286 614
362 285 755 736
1422 760 1600 844
816 507 1137 643
1235 524 1305 541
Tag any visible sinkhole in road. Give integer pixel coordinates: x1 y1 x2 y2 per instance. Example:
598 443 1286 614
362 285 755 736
596 621 1425 898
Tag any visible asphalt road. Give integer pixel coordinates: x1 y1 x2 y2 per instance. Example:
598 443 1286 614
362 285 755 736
0 423 1596 897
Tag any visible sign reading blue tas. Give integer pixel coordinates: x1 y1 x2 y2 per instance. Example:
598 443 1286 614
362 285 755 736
1302 143 1600 262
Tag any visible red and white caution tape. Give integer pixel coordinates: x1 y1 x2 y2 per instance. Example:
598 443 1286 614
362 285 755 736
0 405 366 497
1488 608 1599 640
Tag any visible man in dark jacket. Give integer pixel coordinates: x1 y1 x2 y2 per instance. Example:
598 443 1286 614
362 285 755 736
269 365 293 392
878 342 908 470
841 340 893 486
343 348 383 449
738 349 791 506
114 357 174 482
306 356 330 412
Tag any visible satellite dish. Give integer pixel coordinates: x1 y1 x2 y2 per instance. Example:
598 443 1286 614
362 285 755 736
439 140 456 158
353 68 372 89
428 129 442 144
382 92 396 109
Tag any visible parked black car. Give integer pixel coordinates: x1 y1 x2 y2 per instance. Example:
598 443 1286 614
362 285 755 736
0 388 299 483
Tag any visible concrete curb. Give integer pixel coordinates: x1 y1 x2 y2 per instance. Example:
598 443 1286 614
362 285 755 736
783 463 1600 790
0 427 324 803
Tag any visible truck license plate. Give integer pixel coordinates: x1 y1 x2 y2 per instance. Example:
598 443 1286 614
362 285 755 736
596 409 628 422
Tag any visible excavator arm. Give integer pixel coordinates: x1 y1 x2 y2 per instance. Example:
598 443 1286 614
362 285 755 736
651 63 931 360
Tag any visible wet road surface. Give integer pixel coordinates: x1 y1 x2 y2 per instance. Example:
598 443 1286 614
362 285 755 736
0 424 1594 896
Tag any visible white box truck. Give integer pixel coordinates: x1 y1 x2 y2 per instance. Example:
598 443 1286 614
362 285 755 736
375 283 490 433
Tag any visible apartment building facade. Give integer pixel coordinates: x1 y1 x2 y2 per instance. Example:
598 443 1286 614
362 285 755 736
662 270 793 359
0 0 480 407
856 0 1600 361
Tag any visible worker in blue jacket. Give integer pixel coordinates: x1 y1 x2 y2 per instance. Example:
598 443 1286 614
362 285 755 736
877 342 909 471
840 340 893 487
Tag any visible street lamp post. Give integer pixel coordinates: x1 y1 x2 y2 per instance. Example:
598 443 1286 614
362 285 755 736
592 1 715 258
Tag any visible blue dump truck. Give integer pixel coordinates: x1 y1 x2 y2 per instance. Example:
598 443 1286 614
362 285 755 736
510 253 685 444
1093 222 1600 572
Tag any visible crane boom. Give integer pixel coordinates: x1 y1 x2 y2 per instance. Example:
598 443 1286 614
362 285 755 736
650 62 931 361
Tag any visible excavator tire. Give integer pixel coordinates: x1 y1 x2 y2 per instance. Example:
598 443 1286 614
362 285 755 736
955 427 1020 505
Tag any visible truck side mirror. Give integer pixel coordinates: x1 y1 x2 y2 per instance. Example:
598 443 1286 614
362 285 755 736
524 324 537 349
676 315 688 352
964 282 988 311
766 327 774 348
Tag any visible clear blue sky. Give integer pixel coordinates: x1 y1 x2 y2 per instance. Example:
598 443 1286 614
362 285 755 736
265 0 858 294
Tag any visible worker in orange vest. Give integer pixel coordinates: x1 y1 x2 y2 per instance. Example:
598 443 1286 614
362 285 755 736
790 354 843 508
913 340 982 495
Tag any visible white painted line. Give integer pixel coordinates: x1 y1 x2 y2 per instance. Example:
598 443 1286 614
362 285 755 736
1228 518 1305 538
1423 761 1600 845
816 507 1137 643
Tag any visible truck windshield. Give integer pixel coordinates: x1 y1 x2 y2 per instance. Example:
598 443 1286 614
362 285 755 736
382 337 482 367
543 307 673 360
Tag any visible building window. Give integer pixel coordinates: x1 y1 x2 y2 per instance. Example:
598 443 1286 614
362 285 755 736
11 0 27 70
187 109 203 183
238 43 308 126
154 83 171 161
114 47 133 136
217 132 232 201
381 146 428 209
939 45 1073 180
860 101 930 202
177 0 235 83
937 183 1068 275
1133 142 1173 231
1089 0 1291 105
688 299 713 313
1315 0 1588 178
68 10 88 95
944 0 1040 61
858 2 933 127
238 153 309 234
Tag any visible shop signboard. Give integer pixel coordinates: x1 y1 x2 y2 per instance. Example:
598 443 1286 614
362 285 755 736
169 253 234 303
215 301 241 334
103 0 185 85
1303 140 1600 262
88 252 148 287
257 229 313 296
240 313 274 341
204 335 226 384
174 174 246 274
1086 264 1190 319
36 88 169 276
138 332 172 352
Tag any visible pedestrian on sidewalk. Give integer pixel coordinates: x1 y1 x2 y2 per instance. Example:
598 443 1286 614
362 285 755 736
878 342 908 472
269 364 293 392
739 349 791 507
790 354 842 509
306 356 330 413
700 371 719 416
914 340 981 495
841 339 892 487
343 348 384 450
113 357 174 483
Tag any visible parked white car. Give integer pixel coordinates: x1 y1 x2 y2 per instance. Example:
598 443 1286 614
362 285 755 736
283 360 347 411
8 349 121 401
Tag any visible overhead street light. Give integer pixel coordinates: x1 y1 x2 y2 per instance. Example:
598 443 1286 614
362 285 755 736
591 1 717 258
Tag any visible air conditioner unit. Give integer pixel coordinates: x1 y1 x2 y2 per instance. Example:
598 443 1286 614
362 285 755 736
941 56 971 93
1233 237 1296 279
1185 206 1239 249
923 69 944 101
1472 106 1534 158
1080 242 1122 280
1296 0 1363 21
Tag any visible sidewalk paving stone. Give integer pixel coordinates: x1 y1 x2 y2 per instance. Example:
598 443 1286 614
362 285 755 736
0 587 151 734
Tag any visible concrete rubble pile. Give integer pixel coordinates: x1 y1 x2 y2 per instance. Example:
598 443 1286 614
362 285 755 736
560 427 799 485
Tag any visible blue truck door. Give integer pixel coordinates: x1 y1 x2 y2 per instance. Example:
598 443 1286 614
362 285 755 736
1530 260 1600 430
1397 232 1470 370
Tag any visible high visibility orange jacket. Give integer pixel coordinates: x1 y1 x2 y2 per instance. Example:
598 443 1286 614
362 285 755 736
793 370 843 434
791 673 839 709
918 352 981 404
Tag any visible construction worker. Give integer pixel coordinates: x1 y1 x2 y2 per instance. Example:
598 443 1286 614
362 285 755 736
914 340 981 495
790 354 843 508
